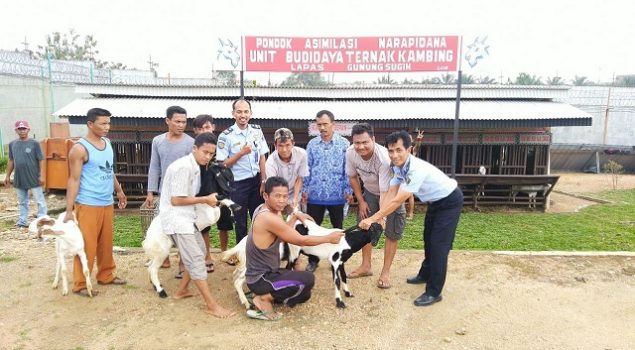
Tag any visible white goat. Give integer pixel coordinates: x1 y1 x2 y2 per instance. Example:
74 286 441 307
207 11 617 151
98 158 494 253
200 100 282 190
510 184 552 209
142 199 240 298
222 221 382 309
29 213 93 297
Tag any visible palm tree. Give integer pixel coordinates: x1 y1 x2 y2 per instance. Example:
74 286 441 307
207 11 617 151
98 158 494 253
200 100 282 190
546 76 565 85
572 75 590 86
376 74 396 84
477 76 497 84
514 72 543 85
459 74 476 84
280 72 331 87
440 73 455 84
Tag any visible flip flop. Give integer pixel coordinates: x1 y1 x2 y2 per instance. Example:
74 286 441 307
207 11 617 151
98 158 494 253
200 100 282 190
377 279 392 289
206 263 215 273
74 289 98 297
346 271 373 279
246 309 283 321
98 277 127 285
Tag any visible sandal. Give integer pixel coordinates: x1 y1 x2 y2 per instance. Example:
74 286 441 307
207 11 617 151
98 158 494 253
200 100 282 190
377 279 392 289
98 277 127 285
206 262 215 273
246 309 283 321
74 288 98 297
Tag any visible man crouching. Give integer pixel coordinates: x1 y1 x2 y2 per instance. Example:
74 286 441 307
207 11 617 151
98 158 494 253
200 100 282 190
159 132 234 318
245 177 343 321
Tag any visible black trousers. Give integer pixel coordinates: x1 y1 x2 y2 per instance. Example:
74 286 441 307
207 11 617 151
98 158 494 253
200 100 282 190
417 187 463 297
248 270 315 308
231 174 264 243
306 203 345 265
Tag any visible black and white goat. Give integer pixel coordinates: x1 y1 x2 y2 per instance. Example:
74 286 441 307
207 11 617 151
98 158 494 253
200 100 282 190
142 198 240 298
29 213 93 297
222 220 382 309
288 220 382 308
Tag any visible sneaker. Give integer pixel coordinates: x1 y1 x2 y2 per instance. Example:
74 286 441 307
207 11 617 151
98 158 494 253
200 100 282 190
15 224 28 229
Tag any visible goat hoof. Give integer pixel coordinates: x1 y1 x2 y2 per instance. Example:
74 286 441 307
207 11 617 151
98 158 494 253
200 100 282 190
158 290 168 298
344 291 353 298
336 300 346 308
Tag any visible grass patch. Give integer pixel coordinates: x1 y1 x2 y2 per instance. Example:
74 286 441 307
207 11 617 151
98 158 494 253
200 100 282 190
113 216 143 247
0 254 18 263
1 220 13 231
114 189 635 251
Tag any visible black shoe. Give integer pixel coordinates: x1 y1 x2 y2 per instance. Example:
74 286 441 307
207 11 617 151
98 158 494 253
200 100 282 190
414 293 442 307
406 275 427 284
305 261 318 273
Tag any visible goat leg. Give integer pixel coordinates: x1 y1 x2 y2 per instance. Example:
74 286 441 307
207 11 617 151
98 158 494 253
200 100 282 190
338 263 353 298
148 254 168 298
331 264 346 308
52 255 61 290
78 252 93 297
59 252 69 296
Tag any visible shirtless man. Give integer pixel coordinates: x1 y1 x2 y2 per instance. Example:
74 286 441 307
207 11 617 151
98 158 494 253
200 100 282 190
244 176 343 320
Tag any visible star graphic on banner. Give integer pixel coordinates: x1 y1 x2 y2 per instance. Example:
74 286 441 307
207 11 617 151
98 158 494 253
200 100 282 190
464 36 490 68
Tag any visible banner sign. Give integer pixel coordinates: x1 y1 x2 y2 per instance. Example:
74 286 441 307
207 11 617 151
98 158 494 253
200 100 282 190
245 36 459 72
482 134 517 145
308 121 356 137
518 134 551 145
445 134 480 145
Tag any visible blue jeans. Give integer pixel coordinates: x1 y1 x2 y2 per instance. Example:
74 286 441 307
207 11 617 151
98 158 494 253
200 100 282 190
16 187 48 226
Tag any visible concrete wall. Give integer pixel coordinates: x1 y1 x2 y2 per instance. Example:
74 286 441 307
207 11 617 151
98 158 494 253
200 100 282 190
552 86 635 146
0 74 86 149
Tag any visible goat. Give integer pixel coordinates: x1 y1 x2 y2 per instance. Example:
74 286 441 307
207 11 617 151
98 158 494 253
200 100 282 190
288 221 383 308
222 221 382 309
142 198 240 298
510 184 552 209
29 213 93 297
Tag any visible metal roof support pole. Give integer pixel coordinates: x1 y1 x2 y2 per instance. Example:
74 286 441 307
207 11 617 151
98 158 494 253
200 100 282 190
240 36 245 98
451 69 462 178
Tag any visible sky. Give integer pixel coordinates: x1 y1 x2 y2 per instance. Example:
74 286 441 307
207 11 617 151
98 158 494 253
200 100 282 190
1 0 633 84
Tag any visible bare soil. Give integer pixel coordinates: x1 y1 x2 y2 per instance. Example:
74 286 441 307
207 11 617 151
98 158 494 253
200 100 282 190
1 173 634 350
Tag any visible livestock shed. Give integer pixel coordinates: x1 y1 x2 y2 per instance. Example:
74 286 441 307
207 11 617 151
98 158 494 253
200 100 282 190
54 84 592 209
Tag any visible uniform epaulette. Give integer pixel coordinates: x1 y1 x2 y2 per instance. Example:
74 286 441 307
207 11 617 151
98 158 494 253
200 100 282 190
222 127 233 135
250 124 261 129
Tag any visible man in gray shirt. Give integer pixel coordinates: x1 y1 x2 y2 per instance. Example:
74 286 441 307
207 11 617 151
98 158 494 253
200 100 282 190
346 123 405 289
144 106 194 270
5 120 47 228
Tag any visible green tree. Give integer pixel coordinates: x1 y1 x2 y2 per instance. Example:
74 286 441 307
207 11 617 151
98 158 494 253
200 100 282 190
477 76 497 84
280 72 331 87
514 72 543 85
615 75 635 87
546 76 565 85
572 75 590 86
440 73 455 84
375 74 396 84
459 74 476 84
214 70 237 85
35 29 129 69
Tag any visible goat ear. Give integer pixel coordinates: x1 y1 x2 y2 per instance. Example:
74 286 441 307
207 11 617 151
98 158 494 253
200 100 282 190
40 228 64 236
37 218 56 228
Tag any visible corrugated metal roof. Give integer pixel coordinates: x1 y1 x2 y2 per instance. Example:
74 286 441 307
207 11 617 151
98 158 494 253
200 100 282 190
54 98 591 122
75 83 570 100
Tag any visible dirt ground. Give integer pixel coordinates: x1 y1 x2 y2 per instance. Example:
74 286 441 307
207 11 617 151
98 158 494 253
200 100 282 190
1 172 634 350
